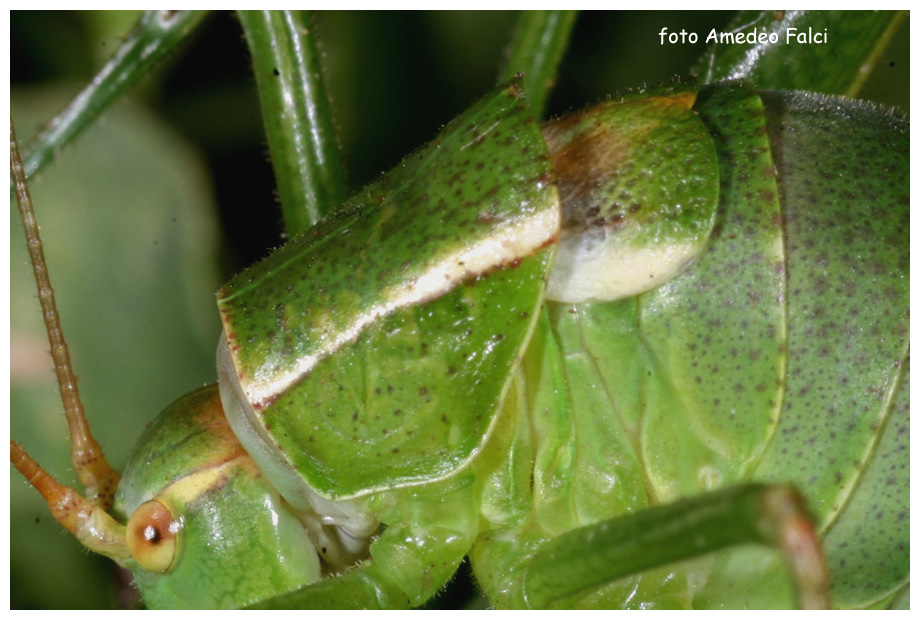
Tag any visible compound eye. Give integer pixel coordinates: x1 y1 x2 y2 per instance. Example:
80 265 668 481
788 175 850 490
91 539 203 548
126 499 181 573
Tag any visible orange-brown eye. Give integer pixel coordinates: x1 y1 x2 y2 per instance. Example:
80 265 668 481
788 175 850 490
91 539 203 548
126 499 181 573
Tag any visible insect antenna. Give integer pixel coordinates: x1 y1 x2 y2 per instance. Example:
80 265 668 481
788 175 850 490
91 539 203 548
10 118 120 510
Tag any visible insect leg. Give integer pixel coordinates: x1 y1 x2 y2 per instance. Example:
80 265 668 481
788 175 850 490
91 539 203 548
249 472 480 609
517 483 829 609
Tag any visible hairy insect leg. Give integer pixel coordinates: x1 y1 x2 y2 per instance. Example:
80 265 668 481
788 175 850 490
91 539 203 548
251 472 481 609
478 484 829 609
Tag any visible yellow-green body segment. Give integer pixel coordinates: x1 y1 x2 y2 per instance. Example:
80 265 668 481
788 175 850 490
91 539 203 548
97 80 907 608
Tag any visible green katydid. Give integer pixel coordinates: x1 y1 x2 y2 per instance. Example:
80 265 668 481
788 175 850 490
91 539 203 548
10 11 908 609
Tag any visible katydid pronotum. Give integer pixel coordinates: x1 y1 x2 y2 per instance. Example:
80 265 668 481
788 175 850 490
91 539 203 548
11 11 908 609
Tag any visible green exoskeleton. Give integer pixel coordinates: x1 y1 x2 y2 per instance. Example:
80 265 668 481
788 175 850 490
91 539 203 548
12 76 908 608
10 11 908 610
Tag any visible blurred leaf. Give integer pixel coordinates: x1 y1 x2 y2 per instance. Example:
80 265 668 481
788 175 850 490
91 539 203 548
11 86 221 608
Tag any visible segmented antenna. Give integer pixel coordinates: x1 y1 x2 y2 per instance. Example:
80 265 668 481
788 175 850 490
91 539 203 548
10 118 120 509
